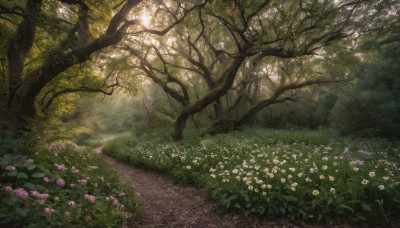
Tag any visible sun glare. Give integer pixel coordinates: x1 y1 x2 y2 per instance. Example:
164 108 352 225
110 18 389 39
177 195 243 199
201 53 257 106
141 13 151 27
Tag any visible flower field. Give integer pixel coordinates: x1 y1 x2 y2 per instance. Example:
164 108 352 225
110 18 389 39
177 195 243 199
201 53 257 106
103 128 400 225
0 141 141 227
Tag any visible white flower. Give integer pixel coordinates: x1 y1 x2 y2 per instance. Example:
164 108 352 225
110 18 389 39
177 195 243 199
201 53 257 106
310 168 315 173
281 178 286 183
320 175 325 180
261 184 266 189
369 171 376 177
378 185 385 190
322 157 328 161
186 166 191 170
361 179 369 185
288 175 293 179
291 182 298 187
354 167 359 172
257 180 263 184
322 166 328 170
330 188 336 194
329 176 334 181
333 162 337 166
262 191 267 195
306 177 312 182
210 168 216 172
267 185 272 189
254 188 259 193
210 174 216 178
312 190 319 196
248 185 253 191
290 187 296 191
246 172 252 176
297 172 303 177
383 176 389 180
289 167 296 172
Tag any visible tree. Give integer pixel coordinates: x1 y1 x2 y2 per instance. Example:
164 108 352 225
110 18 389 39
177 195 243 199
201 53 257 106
0 0 204 136
124 0 399 139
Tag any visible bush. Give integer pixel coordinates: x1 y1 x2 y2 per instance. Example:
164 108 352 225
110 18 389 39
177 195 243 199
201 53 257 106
0 141 142 227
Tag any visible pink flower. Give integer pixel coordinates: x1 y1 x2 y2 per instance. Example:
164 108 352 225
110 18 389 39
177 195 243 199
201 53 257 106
86 177 90 180
72 169 79 174
68 201 75 207
64 211 70 217
5 165 16 171
5 186 13 192
118 193 125 197
120 204 125 210
79 179 87 185
54 163 66 170
13 188 29 199
105 197 110 201
45 208 54 217
43 177 49 183
31 191 49 200
84 194 96 203
101 177 104 182
86 215 91 221
26 159 34 164
57 178 65 187
93 183 98 188
113 199 119 205
54 197 59 202
69 184 75 188
71 166 76 171
38 200 46 205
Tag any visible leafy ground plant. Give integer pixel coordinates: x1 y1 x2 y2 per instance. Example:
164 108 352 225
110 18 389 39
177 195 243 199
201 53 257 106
0 141 141 227
103 128 400 226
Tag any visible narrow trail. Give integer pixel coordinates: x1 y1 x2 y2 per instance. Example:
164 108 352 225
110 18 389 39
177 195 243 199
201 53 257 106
96 146 320 228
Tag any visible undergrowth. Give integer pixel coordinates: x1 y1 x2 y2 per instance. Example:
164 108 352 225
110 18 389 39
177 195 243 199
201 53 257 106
103 128 400 226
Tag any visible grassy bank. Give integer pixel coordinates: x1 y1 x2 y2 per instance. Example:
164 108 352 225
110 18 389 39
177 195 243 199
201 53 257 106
103 128 400 226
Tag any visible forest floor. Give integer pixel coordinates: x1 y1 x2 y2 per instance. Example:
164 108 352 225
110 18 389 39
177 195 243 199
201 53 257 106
96 146 327 228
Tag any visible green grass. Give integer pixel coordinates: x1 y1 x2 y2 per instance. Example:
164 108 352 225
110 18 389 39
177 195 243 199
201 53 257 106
103 128 400 226
0 140 142 227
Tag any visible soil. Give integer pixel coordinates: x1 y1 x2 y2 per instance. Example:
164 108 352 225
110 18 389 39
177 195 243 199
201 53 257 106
96 146 326 228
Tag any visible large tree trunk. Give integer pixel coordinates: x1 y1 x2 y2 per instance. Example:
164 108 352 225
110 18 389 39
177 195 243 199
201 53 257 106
173 56 245 140
7 0 142 133
7 0 42 106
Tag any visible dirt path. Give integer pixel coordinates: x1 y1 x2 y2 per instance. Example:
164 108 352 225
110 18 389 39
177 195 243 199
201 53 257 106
96 146 321 228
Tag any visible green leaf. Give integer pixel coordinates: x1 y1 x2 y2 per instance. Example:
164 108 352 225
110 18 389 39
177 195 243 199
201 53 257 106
37 165 50 175
15 207 30 217
361 203 372 212
23 182 37 190
26 164 36 171
7 170 17 177
31 173 45 178
17 172 28 179
339 204 354 212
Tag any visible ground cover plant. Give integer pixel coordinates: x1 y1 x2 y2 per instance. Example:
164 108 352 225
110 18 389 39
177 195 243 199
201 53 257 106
0 141 141 227
103 128 400 226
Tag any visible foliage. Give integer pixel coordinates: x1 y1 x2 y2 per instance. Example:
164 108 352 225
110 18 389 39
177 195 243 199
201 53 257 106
329 37 400 138
103 128 400 226
0 141 142 227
